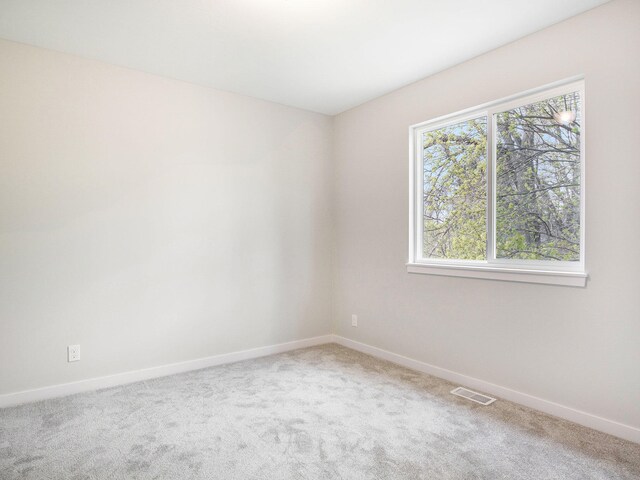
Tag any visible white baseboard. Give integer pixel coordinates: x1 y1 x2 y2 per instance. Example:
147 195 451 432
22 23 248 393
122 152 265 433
3 333 638 445
0 334 333 408
333 335 640 444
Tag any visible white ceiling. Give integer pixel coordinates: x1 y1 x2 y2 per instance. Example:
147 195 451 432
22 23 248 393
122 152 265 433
0 0 609 114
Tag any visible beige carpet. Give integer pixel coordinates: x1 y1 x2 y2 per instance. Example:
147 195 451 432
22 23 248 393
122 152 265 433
1 344 639 479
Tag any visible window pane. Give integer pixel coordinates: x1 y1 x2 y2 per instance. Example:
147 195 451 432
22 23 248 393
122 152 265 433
422 117 487 260
495 92 581 261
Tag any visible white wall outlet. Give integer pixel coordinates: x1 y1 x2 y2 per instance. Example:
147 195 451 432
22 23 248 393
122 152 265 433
67 345 81 362
351 314 358 327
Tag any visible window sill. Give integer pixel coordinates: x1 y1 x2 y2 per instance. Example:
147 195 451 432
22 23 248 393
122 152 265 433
406 262 587 287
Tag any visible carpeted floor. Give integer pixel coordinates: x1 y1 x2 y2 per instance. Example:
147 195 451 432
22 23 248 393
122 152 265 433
1 344 639 479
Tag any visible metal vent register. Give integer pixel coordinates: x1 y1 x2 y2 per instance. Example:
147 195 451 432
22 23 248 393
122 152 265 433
451 387 496 406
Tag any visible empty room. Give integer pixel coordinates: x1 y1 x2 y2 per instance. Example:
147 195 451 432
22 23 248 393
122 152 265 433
1 0 639 478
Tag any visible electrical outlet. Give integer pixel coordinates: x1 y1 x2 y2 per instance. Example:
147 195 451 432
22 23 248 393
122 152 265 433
351 314 358 327
68 345 81 362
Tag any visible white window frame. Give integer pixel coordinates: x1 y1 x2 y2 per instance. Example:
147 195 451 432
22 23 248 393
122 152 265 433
408 77 587 287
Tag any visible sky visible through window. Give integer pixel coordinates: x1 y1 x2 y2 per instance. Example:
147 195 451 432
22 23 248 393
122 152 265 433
495 92 581 261
422 117 487 260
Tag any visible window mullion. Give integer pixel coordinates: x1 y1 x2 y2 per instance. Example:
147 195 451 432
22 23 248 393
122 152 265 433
415 130 424 262
486 110 496 264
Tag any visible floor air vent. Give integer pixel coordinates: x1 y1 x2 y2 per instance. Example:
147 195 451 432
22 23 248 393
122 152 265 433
451 387 496 405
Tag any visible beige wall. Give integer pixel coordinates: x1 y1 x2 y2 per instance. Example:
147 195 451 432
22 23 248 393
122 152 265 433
332 0 640 429
0 39 333 394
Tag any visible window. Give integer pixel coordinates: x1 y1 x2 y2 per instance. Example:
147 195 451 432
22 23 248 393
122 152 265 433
408 79 586 286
